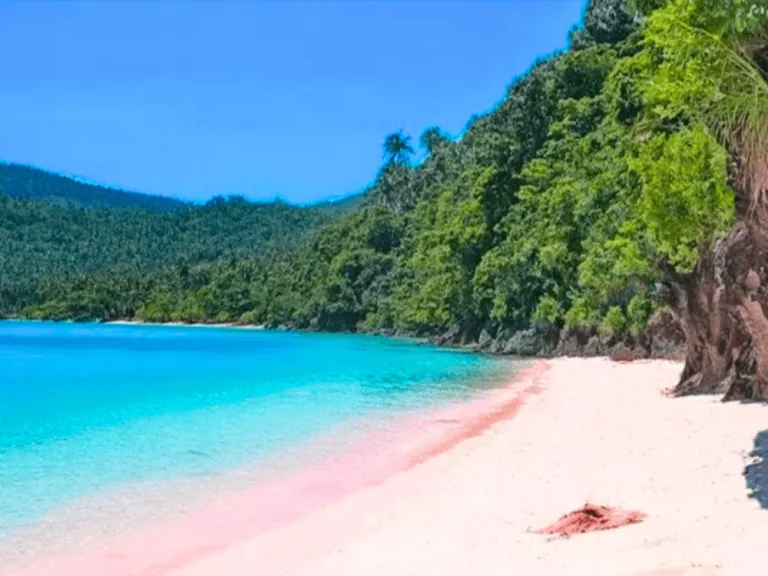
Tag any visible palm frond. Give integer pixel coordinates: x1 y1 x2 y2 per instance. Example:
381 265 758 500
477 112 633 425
661 15 768 206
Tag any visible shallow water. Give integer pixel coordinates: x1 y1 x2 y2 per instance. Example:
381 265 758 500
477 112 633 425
0 321 510 536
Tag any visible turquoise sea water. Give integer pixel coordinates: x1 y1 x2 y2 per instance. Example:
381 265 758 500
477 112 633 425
0 321 508 535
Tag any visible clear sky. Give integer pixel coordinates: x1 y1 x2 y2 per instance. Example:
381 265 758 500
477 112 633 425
0 1 585 204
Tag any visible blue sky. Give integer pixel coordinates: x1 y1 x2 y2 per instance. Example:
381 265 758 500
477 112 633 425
0 1 585 204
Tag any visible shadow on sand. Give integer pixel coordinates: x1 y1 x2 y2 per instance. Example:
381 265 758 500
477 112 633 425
745 429 768 510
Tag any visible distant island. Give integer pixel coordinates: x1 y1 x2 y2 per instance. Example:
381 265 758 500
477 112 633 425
1 0 767 401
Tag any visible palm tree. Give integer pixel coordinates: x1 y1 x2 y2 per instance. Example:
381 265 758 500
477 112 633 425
419 126 449 156
382 131 414 166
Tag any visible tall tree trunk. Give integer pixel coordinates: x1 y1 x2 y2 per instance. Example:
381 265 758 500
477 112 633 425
672 173 768 401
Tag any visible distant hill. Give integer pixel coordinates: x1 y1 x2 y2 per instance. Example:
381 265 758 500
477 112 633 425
0 162 185 211
0 161 366 213
0 166 358 315
0 192 342 283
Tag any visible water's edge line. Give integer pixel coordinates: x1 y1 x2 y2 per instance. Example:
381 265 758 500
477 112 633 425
4 361 550 576
1 319 499 358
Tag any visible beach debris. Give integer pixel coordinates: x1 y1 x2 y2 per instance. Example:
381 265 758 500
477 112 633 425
609 349 637 363
536 503 646 536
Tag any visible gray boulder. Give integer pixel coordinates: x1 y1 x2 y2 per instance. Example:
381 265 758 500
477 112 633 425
555 327 588 357
584 335 602 356
503 329 543 357
489 327 512 354
477 329 493 351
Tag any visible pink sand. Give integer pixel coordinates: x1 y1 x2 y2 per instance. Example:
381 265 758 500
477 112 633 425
2 362 548 576
168 358 768 576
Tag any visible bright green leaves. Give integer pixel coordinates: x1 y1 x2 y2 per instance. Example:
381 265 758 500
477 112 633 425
532 295 565 328
560 125 733 332
631 125 735 272
641 0 768 196
626 292 653 334
640 2 725 126
599 306 627 335
392 167 494 332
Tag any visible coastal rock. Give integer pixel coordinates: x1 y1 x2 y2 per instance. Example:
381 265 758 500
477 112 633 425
503 329 543 357
555 327 589 357
460 327 479 347
437 323 462 346
670 218 768 400
477 329 493 351
599 331 616 349
645 310 685 359
429 334 443 346
634 344 651 359
584 336 602 356
489 328 513 354
651 337 682 359
487 339 503 354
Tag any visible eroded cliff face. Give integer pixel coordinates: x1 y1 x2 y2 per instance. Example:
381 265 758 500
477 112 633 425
672 161 768 401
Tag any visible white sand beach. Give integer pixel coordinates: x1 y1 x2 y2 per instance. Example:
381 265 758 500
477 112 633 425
6 358 768 576
166 358 768 576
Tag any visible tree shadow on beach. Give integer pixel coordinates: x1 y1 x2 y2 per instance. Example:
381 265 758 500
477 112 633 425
745 429 768 510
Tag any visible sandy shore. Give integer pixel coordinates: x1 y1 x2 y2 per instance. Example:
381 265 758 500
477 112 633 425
5 358 768 576
167 358 768 576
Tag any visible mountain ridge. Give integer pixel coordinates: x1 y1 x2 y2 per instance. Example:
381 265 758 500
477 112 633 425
0 161 365 211
0 162 186 211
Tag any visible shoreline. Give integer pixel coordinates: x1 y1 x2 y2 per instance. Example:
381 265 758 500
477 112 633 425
169 358 768 576
4 358 767 575
0 361 544 576
1 315 686 361
106 319 267 330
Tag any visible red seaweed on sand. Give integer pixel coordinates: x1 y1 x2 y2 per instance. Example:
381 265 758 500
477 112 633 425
536 504 646 536
610 350 637 363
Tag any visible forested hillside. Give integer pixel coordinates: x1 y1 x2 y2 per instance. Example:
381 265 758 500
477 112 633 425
0 162 185 210
0 191 350 316
6 0 768 399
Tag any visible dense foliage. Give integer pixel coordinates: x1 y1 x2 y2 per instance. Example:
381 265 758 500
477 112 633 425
0 191 349 317
3 0 759 349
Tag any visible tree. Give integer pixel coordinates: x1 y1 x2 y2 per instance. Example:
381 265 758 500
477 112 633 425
419 126 449 156
382 131 414 166
637 0 768 399
369 131 418 214
570 0 639 48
